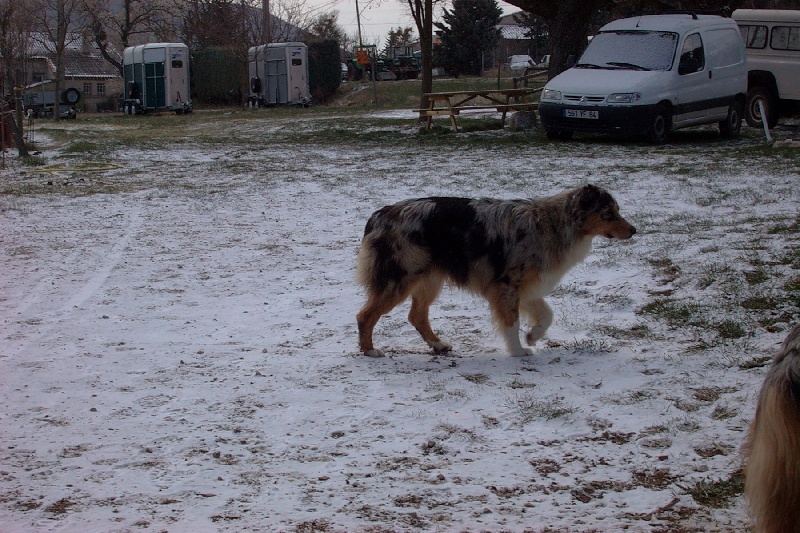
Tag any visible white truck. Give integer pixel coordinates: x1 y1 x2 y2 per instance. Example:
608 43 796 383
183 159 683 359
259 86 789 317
732 9 800 128
539 13 747 143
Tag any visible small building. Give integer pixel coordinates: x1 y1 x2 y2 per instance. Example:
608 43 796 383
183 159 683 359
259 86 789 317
496 12 549 66
24 32 123 113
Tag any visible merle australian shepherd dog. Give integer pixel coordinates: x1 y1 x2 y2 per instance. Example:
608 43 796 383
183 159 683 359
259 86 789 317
744 324 800 533
355 184 636 357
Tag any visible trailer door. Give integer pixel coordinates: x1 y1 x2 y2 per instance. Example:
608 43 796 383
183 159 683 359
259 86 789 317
142 47 166 109
265 47 288 104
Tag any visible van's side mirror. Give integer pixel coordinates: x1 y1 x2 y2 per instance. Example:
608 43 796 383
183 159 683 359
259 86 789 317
567 54 576 68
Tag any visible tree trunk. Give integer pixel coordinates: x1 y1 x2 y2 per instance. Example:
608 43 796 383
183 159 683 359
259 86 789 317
503 0 614 79
2 87 29 157
546 2 596 77
408 0 433 119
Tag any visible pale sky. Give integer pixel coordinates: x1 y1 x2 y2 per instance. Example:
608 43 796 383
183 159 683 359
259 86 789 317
310 0 521 48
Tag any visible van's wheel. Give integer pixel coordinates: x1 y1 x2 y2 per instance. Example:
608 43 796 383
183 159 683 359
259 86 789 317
719 99 743 138
545 129 573 141
647 106 671 144
745 87 779 128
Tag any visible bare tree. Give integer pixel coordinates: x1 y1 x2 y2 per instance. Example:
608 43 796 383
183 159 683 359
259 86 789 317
407 0 437 114
0 0 28 93
0 0 29 155
25 0 83 121
307 10 346 42
80 0 175 76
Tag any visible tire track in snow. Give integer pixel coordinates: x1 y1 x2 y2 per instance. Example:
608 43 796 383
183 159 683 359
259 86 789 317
62 207 142 311
2 205 143 353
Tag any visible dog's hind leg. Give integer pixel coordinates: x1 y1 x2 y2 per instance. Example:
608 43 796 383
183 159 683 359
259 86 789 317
409 276 452 353
357 288 408 357
487 285 532 356
522 297 553 345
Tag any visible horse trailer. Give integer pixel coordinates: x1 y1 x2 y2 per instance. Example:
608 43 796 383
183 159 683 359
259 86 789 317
122 43 192 115
247 43 311 107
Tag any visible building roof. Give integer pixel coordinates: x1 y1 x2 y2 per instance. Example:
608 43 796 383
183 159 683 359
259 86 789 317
499 25 530 40
28 32 121 79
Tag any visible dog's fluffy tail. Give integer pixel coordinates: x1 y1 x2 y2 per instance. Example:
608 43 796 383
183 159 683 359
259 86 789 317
744 324 800 533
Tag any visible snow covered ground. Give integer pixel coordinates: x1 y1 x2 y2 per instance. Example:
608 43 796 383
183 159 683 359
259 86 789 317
1 111 799 532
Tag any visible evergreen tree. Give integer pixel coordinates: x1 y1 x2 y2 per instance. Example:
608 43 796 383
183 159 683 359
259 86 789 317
435 0 501 76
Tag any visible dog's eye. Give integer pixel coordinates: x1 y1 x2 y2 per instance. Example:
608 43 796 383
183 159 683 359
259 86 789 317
601 212 619 222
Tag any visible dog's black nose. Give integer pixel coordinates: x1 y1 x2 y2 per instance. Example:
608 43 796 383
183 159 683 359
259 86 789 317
631 226 637 235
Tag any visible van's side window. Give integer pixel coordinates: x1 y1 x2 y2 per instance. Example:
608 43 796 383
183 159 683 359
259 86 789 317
771 25 800 51
679 33 705 75
739 24 768 48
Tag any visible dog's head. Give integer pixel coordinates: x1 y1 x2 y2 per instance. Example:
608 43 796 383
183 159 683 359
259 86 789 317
570 184 636 240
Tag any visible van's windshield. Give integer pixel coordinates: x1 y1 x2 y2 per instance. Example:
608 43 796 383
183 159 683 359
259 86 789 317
576 30 679 71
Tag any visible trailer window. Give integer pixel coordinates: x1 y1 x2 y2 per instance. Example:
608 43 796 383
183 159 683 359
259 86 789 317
738 24 767 49
771 25 800 51
172 60 183 68
292 58 302 66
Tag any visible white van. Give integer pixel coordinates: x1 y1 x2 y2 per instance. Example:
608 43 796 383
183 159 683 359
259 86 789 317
539 13 747 143
732 9 800 128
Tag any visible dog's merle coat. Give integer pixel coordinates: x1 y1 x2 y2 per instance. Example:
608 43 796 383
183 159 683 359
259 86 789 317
744 324 800 533
356 184 636 357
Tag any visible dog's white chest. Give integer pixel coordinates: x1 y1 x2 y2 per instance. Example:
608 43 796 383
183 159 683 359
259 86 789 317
531 237 593 297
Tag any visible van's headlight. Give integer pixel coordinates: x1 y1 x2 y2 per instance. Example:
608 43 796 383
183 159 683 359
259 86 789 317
542 89 562 101
607 92 641 103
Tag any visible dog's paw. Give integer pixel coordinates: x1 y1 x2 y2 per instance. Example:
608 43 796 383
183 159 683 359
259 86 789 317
525 326 548 345
510 347 534 357
364 348 385 358
431 340 453 353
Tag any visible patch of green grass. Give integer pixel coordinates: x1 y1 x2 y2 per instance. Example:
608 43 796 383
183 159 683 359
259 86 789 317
767 214 800 234
639 298 697 327
648 257 682 284
21 155 46 166
786 276 800 292
681 469 744 508
508 394 577 423
738 355 772 370
740 296 780 311
744 268 770 285
715 320 746 339
63 140 98 153
710 403 738 420
460 372 490 385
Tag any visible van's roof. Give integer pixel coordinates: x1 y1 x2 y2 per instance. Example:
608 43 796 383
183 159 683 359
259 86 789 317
732 9 800 24
600 14 736 34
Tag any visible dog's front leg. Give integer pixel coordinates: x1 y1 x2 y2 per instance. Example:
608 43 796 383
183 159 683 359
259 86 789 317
489 286 533 356
522 297 553 345
502 319 533 356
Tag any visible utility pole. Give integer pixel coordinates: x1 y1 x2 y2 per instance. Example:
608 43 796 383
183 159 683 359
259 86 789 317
355 0 363 47
262 0 271 43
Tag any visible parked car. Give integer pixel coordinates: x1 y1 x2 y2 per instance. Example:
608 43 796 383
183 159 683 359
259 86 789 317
732 9 800 128
341 63 349 81
537 55 550 68
508 55 534 72
539 13 747 143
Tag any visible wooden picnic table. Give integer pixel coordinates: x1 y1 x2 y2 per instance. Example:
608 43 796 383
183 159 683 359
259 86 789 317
415 87 541 132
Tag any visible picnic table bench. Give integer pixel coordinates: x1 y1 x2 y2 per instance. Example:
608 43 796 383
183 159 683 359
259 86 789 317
414 88 541 132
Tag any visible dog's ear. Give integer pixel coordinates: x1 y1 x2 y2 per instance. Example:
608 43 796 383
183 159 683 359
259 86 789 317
570 184 611 214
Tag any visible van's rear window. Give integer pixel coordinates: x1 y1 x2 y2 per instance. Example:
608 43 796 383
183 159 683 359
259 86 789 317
771 25 800 51
739 24 767 49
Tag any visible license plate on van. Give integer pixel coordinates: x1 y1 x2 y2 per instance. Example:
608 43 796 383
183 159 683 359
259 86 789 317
564 109 598 119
